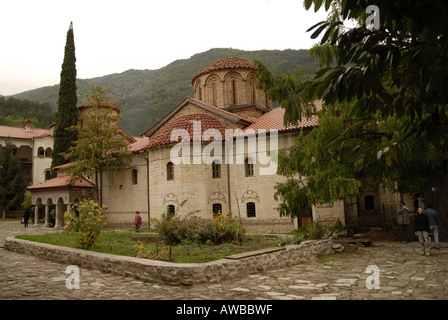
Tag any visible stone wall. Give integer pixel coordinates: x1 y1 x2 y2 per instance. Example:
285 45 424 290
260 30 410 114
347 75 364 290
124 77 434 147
4 237 332 286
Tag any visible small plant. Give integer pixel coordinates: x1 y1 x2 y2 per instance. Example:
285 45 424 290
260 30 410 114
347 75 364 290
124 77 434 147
64 199 108 250
292 222 327 240
136 240 171 261
306 222 326 239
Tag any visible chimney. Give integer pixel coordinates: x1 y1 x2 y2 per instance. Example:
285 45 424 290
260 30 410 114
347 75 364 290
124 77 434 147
23 119 32 132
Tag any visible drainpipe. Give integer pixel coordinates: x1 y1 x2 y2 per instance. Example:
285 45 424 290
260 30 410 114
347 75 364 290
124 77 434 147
226 143 232 215
134 151 150 230
146 152 150 230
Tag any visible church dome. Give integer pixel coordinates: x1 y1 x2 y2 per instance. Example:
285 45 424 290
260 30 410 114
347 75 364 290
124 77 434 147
191 57 271 111
191 57 256 85
79 99 120 114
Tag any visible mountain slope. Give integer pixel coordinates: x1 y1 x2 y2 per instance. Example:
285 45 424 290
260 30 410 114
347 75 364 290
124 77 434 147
12 48 320 135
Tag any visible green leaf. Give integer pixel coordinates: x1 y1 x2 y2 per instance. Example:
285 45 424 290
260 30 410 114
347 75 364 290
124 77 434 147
314 0 323 12
304 0 314 10
311 23 329 39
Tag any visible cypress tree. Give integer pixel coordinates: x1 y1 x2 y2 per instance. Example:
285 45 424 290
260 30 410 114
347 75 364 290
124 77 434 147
51 21 78 169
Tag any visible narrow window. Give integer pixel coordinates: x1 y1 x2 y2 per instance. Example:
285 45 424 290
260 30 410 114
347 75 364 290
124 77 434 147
212 160 221 179
45 148 52 158
232 79 237 105
245 157 254 177
167 162 174 181
212 82 217 106
251 78 257 105
365 195 375 210
212 203 222 216
199 87 202 101
38 147 45 158
132 169 138 185
247 202 256 218
44 170 51 181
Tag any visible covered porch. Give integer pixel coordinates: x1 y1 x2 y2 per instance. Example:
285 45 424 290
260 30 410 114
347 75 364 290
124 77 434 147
27 175 94 228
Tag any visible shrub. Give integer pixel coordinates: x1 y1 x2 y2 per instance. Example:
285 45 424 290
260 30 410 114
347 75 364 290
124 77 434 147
64 199 108 250
292 222 327 240
154 211 245 246
306 222 327 240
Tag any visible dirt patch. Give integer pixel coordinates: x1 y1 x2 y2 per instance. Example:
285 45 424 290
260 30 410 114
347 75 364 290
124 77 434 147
359 229 396 242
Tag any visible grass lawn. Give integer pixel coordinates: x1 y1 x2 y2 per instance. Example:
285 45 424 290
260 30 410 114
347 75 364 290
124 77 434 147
15 230 296 263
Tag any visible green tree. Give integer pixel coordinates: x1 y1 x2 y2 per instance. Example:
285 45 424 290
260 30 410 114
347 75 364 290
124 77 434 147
64 87 132 206
256 0 448 229
52 22 78 169
0 141 27 218
65 199 108 250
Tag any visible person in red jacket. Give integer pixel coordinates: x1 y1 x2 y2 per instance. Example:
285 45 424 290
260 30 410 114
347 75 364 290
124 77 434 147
415 208 431 256
134 211 142 232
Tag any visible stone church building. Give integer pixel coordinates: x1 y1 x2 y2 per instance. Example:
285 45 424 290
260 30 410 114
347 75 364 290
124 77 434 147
25 57 413 232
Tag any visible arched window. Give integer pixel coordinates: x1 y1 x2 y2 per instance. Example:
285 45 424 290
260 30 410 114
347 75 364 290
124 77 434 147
167 205 176 216
231 79 237 105
212 82 217 106
365 195 375 210
38 147 45 158
245 157 254 177
247 202 256 218
45 147 52 158
44 169 51 181
132 169 138 185
212 160 221 179
199 87 202 101
167 162 174 181
212 203 222 216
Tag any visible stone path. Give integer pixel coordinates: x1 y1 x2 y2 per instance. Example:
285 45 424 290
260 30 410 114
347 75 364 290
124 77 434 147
1 220 447 300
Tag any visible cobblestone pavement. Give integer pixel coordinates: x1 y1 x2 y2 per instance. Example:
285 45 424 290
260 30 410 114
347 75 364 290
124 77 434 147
1 220 447 300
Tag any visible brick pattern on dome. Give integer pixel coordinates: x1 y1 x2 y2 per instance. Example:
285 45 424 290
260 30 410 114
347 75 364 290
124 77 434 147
192 57 256 84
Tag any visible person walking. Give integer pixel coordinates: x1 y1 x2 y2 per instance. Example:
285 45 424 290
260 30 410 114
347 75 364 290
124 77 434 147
23 207 31 227
424 204 440 250
415 207 431 256
134 211 142 232
397 200 410 243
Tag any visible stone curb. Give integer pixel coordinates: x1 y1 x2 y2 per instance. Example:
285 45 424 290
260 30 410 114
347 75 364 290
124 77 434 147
4 237 332 286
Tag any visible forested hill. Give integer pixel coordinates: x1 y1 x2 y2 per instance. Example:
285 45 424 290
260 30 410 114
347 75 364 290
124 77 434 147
0 97 55 129
11 48 320 135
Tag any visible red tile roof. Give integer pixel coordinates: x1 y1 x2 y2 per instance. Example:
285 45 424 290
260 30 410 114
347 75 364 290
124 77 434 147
27 174 94 190
147 114 227 148
0 125 53 140
129 136 150 152
141 97 252 138
236 100 322 136
192 57 256 84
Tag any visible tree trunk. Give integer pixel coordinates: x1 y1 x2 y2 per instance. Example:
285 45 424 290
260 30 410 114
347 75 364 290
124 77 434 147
99 169 103 207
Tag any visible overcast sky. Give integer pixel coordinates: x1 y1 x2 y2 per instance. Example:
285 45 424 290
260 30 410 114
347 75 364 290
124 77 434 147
0 0 328 96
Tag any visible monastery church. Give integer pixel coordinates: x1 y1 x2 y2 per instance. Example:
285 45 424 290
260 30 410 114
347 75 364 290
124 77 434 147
1 57 411 232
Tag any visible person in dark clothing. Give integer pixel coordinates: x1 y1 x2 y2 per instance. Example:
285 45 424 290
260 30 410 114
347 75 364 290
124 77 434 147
23 208 31 227
415 207 431 256
424 204 440 250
